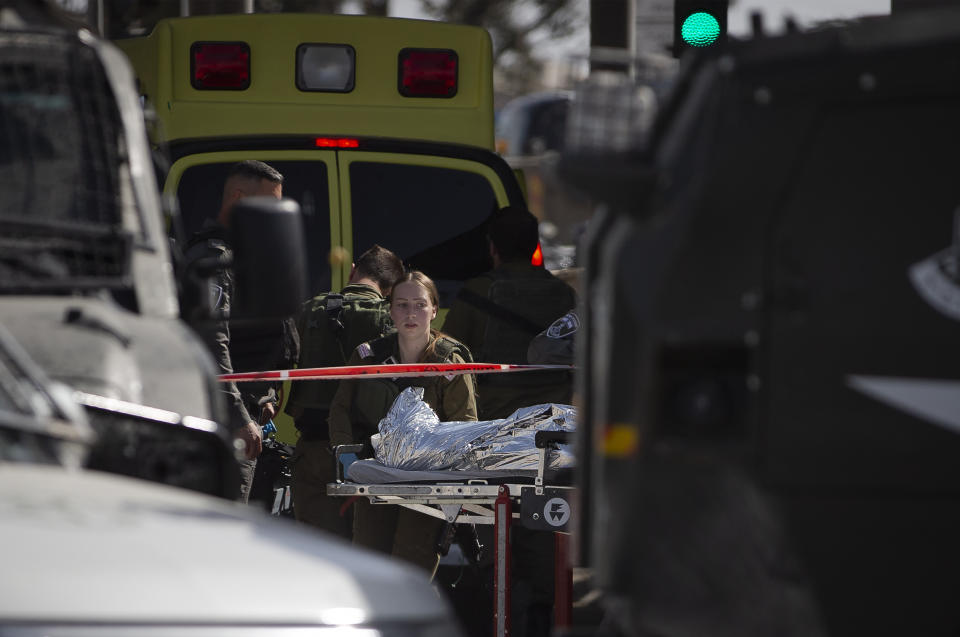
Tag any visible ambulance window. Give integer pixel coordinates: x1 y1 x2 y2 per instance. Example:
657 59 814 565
175 161 333 294
349 162 496 306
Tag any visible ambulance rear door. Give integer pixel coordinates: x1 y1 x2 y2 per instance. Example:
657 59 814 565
337 145 526 319
168 150 341 294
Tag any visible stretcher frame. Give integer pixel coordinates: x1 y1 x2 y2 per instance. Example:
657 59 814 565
327 431 575 637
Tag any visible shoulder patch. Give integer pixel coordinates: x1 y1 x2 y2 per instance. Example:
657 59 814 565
357 342 373 359
546 311 580 339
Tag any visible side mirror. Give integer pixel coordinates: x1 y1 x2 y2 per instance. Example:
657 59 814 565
230 196 308 320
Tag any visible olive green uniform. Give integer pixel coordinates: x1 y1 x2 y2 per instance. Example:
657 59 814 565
286 284 392 539
442 261 576 420
328 331 477 574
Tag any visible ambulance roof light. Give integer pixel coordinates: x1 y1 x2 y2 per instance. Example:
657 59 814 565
398 48 458 98
191 42 250 90
297 44 355 92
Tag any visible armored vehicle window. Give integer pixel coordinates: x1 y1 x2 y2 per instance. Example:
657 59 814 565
0 33 133 290
176 160 333 295
349 161 496 306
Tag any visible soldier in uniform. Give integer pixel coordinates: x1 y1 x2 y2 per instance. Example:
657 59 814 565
328 270 477 576
285 244 404 539
443 205 577 418
183 160 284 503
442 206 577 637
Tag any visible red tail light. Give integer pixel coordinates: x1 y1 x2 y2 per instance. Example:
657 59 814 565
191 42 250 90
398 49 457 98
315 137 359 148
532 243 543 267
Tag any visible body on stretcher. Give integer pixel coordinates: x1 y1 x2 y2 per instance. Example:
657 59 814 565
327 430 575 533
326 425 577 636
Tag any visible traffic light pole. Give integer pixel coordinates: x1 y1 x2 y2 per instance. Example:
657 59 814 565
590 0 632 73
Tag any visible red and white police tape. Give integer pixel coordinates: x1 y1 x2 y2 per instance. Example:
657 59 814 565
218 362 574 383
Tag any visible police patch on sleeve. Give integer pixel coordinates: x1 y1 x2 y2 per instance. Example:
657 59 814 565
357 342 373 358
546 311 580 339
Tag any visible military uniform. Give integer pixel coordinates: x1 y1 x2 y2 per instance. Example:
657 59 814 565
443 261 577 419
182 222 257 502
527 310 579 366
328 331 477 574
286 284 393 539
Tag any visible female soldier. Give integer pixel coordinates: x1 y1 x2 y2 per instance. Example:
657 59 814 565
328 270 477 575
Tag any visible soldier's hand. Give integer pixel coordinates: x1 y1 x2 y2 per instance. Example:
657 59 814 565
236 421 262 460
259 401 277 426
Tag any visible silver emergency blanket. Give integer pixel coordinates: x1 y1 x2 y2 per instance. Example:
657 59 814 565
370 387 575 472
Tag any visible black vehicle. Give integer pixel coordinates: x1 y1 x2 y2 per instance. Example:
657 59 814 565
565 7 960 636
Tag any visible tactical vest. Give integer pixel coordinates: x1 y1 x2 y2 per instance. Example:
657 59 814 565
367 334 472 371
467 268 576 387
288 290 393 412
350 334 474 437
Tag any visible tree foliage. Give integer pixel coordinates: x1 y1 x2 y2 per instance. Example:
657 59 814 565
416 0 580 94
102 0 385 38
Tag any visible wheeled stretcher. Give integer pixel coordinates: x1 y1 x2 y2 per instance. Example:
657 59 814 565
327 430 575 637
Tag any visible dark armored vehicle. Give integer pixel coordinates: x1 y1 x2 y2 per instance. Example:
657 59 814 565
0 3 303 496
567 7 960 636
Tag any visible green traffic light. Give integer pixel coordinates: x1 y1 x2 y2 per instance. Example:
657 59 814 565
681 11 721 47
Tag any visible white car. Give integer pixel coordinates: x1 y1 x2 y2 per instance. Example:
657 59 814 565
0 465 461 637
0 325 462 637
